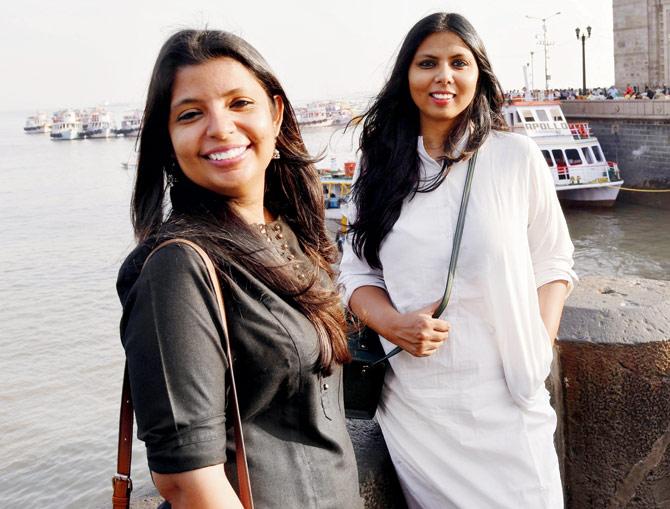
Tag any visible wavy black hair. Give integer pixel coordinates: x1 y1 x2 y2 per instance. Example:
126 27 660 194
132 30 349 374
350 13 507 269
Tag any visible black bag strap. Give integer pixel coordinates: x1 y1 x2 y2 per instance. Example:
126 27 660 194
370 150 478 367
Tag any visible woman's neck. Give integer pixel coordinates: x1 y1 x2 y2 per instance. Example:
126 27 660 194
230 199 274 225
420 119 455 159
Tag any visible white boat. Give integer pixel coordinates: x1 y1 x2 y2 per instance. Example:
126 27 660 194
84 109 115 138
50 110 84 140
114 110 141 137
296 104 333 128
503 100 623 206
23 112 52 134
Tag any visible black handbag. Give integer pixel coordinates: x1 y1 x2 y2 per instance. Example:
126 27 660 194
344 151 479 419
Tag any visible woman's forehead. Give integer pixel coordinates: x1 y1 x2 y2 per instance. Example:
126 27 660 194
170 57 265 106
414 31 472 57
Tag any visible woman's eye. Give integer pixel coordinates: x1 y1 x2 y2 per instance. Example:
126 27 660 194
418 60 435 69
231 99 253 108
176 110 200 122
452 59 468 68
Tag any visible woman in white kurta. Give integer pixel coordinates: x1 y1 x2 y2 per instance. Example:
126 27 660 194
339 13 576 509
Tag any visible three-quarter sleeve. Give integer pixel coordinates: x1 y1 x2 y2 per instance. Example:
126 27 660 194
526 139 579 294
120 244 229 474
337 200 387 306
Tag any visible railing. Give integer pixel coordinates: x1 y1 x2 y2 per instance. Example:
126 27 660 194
569 122 592 140
607 161 622 181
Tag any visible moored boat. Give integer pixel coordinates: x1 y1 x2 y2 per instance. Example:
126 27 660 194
23 112 52 134
84 108 115 138
114 110 141 137
503 100 623 206
296 103 333 128
50 110 84 140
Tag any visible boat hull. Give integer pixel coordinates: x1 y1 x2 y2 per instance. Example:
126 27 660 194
556 181 623 207
24 126 50 134
50 130 84 140
85 128 114 139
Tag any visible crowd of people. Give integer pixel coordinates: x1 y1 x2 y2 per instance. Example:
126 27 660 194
506 84 670 101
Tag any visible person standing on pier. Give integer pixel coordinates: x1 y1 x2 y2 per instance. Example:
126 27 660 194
117 30 362 509
339 12 576 508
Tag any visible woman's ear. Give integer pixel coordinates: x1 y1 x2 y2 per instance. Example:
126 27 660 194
272 95 284 137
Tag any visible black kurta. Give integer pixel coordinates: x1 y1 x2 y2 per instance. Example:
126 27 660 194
117 219 362 509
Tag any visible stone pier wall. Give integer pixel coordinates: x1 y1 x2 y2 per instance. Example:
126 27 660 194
560 100 670 208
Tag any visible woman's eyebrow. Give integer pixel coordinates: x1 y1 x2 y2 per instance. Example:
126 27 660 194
170 88 247 110
415 50 471 60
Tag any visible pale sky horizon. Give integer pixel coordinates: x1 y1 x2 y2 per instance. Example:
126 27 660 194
2 0 615 113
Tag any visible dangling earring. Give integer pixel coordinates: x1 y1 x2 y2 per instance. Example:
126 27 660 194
166 159 178 187
272 148 281 160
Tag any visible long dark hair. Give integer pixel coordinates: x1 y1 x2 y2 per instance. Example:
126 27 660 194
132 30 349 374
350 13 507 269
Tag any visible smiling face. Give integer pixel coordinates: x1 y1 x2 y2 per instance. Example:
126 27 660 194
408 31 479 138
168 57 283 206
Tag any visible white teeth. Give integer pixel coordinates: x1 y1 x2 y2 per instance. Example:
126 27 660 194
431 93 454 99
207 146 247 161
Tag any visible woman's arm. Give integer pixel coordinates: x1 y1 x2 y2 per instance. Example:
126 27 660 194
537 279 569 343
120 244 239 504
153 465 242 509
349 286 450 357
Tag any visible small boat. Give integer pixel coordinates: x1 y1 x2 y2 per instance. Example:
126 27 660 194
503 100 623 206
296 104 333 128
114 110 141 137
23 112 52 134
50 110 84 140
84 108 115 139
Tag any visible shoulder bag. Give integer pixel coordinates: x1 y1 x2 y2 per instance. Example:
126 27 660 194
112 239 254 509
344 151 478 419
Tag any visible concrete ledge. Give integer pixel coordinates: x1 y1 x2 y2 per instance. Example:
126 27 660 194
558 276 670 508
347 419 406 508
560 100 670 120
559 277 670 344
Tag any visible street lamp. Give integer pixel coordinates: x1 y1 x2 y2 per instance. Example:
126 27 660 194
526 11 561 92
575 26 592 96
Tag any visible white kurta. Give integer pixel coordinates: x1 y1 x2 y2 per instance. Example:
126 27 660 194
338 131 577 509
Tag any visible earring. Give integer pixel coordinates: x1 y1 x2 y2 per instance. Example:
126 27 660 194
166 173 178 187
272 148 281 160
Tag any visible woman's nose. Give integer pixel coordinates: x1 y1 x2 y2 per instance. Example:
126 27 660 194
207 110 236 138
434 64 454 85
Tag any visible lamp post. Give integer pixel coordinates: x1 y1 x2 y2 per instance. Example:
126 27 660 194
526 11 561 92
575 26 592 96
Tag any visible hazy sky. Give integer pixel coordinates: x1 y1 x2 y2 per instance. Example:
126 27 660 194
2 0 614 112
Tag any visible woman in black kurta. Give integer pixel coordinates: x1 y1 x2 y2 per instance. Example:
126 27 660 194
118 30 361 508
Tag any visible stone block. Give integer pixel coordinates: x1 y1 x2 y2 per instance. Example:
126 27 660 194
347 419 407 508
558 277 670 508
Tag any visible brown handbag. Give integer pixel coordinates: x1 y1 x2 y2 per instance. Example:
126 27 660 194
112 239 254 509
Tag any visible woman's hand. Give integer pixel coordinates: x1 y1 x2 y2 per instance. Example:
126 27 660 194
349 287 450 357
385 301 450 357
153 464 243 509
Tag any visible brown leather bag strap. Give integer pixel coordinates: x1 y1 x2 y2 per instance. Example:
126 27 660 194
114 238 254 509
112 365 133 509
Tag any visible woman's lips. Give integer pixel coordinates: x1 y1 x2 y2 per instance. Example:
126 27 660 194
429 92 455 106
202 145 249 167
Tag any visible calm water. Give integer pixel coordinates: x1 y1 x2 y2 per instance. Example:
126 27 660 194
0 110 668 508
